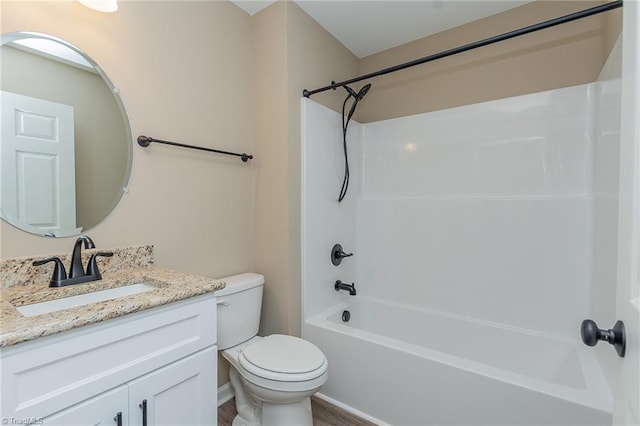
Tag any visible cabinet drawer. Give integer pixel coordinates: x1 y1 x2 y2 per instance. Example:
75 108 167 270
1 294 216 419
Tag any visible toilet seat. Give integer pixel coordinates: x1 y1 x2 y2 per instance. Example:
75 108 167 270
238 334 327 382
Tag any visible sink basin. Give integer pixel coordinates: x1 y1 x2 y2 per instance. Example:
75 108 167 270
16 283 158 317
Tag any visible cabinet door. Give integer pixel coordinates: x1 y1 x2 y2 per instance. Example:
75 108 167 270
42 385 128 426
128 347 217 426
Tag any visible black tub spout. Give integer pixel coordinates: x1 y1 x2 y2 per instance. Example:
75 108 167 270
335 280 356 296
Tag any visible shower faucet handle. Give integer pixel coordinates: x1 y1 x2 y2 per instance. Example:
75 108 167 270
580 319 626 357
331 243 353 266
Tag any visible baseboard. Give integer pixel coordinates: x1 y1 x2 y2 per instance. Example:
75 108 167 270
217 382 234 407
314 392 389 426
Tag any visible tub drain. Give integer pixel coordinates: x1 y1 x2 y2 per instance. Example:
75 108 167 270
342 310 351 322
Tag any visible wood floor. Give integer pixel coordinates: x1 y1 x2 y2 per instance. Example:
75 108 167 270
218 396 377 426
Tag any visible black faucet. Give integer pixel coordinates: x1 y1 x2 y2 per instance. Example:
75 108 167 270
70 235 95 278
32 236 113 287
335 280 357 296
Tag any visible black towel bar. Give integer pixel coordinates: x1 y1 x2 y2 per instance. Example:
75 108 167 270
137 135 253 162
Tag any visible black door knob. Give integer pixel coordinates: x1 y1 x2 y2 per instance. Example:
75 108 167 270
580 319 626 357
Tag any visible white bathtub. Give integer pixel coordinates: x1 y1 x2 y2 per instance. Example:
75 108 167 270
304 297 612 426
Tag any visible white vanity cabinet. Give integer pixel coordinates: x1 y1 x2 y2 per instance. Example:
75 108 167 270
127 347 216 426
1 294 217 426
42 386 129 425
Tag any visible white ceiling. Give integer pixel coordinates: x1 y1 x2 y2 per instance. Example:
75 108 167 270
232 0 276 16
231 0 534 58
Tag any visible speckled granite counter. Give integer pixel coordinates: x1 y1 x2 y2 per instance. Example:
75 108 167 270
0 245 225 347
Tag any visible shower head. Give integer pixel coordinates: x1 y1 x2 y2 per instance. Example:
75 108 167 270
356 83 372 101
346 83 373 121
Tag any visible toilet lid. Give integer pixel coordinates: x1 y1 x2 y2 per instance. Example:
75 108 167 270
239 334 326 377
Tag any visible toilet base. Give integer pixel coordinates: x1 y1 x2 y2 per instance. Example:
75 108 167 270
231 398 312 426
261 397 313 426
228 367 316 426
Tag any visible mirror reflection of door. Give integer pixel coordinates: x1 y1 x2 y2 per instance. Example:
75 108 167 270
1 32 133 237
1 90 80 237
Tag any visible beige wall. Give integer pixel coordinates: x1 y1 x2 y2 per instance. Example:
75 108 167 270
357 1 622 122
1 1 255 275
252 0 358 340
253 1 290 340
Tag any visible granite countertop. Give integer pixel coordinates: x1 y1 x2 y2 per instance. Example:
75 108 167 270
0 245 225 348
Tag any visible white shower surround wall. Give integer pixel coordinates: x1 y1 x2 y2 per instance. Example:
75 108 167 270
301 80 619 425
302 98 362 320
358 84 594 338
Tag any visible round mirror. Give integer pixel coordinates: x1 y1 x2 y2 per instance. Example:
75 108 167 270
0 32 132 237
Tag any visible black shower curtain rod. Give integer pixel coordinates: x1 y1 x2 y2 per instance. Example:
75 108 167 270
137 135 253 162
302 0 623 98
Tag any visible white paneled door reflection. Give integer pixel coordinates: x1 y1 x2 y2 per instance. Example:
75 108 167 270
1 91 77 236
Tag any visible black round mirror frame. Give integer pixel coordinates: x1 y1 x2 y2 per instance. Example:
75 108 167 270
0 32 133 238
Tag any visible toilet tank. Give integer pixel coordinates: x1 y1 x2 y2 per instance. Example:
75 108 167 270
215 273 264 350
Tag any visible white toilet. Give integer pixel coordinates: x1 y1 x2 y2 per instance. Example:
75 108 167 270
215 273 328 426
